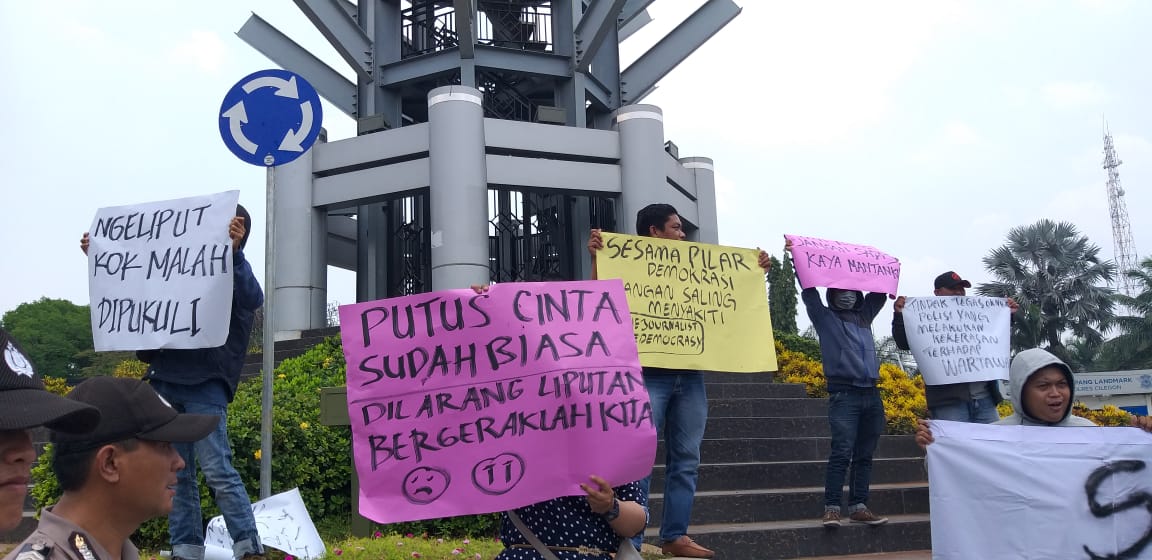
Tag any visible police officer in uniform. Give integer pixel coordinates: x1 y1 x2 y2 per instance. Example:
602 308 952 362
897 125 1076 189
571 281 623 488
0 327 99 534
3 377 218 560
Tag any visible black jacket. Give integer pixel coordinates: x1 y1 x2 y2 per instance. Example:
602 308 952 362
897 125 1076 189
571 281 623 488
139 250 263 402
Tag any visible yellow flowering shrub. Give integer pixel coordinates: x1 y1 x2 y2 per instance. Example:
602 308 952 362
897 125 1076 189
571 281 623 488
1071 403 1133 426
113 358 148 379
41 376 71 396
878 363 927 434
996 401 1132 426
774 341 927 434
774 341 828 397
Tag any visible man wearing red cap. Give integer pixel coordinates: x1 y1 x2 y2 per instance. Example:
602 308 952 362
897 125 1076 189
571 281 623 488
892 271 1018 423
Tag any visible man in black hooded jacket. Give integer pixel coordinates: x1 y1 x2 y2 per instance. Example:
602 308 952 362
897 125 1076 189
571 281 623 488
789 240 890 529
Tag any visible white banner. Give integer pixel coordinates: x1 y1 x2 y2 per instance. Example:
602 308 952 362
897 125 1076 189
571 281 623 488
928 421 1152 559
902 296 1010 385
204 488 326 560
87 191 239 351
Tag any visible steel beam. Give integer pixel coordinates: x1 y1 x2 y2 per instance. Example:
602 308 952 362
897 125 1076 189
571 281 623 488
618 8 651 41
453 0 476 58
337 0 356 20
584 72 613 109
574 0 628 72
475 46 571 78
620 0 741 104
378 49 462 86
326 215 359 271
293 0 374 81
620 0 656 26
237 14 357 117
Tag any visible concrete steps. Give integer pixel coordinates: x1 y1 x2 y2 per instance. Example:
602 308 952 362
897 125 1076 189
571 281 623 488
643 378 931 558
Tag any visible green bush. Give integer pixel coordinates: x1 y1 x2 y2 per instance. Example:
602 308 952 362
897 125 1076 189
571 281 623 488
32 337 353 550
774 332 821 362
31 336 498 548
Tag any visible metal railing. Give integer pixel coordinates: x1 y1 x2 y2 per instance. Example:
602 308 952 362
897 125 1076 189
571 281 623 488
401 2 554 59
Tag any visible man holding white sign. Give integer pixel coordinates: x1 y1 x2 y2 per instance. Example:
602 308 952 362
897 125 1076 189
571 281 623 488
893 271 1017 423
81 199 265 560
83 191 241 351
915 349 1152 559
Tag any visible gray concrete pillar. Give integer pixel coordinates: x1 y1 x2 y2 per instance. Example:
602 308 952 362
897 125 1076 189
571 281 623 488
427 86 490 290
355 202 385 302
614 104 666 235
682 157 718 244
272 147 327 335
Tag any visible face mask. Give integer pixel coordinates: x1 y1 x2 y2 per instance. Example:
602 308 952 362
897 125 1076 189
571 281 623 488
833 291 858 309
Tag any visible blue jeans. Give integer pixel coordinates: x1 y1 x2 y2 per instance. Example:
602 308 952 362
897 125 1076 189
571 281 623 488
157 391 263 560
930 396 1000 423
825 388 885 509
633 371 707 547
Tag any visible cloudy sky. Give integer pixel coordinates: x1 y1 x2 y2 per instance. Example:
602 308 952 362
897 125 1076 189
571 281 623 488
1 0 1149 336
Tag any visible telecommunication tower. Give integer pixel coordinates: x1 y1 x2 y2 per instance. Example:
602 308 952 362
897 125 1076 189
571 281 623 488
1102 123 1138 296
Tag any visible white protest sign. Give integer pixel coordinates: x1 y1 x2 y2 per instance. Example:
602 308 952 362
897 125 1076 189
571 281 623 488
87 191 240 351
902 296 1010 385
928 421 1152 559
203 488 326 560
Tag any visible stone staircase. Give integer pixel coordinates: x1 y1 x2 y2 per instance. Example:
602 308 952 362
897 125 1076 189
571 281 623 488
645 373 931 559
240 326 342 379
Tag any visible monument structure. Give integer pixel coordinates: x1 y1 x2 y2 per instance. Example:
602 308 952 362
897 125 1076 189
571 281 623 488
237 0 741 336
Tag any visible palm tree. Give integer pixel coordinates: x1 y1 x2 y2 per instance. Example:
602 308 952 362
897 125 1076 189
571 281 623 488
1108 257 1152 369
976 219 1116 354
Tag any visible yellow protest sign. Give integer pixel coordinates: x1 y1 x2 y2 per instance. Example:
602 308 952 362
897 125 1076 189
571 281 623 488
597 232 777 372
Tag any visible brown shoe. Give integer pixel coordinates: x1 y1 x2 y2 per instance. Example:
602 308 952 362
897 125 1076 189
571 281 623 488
821 509 842 528
661 536 715 558
848 507 889 526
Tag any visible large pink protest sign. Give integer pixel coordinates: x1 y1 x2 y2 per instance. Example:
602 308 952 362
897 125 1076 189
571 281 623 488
338 280 655 524
786 234 901 294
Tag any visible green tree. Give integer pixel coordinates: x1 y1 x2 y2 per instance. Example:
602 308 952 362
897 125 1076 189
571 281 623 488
1107 256 1152 369
767 253 798 335
975 220 1116 356
74 349 137 378
1 298 93 378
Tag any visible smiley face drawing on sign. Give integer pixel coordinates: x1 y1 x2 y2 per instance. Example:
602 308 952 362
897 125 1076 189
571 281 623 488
401 466 451 505
472 452 526 495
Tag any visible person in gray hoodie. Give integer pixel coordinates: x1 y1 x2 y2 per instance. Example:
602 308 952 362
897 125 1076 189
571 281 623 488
916 348 1152 446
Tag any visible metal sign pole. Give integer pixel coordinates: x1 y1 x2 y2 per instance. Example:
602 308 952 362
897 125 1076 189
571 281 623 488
218 68 321 501
260 159 275 499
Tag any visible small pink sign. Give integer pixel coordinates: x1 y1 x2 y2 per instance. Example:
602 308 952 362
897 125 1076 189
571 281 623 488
786 234 901 294
338 280 655 524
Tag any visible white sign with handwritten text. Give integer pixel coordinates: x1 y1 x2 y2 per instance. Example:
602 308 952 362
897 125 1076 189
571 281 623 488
902 296 1011 385
86 190 239 351
928 421 1152 559
203 488 326 560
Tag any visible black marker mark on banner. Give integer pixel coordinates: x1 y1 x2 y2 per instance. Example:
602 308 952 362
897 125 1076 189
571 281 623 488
472 452 525 495
401 466 451 505
92 204 212 242
1083 460 1152 560
95 297 202 337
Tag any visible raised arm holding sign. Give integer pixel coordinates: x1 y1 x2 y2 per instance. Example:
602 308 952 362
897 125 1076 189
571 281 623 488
901 296 1011 386
84 191 241 351
595 232 776 372
785 234 900 294
892 270 1017 424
